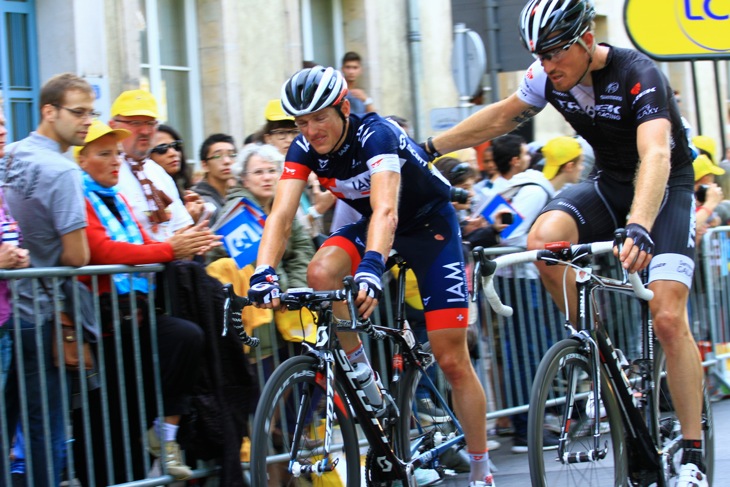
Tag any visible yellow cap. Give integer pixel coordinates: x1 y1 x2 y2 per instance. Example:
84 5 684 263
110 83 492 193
73 119 131 161
110 89 159 118
541 136 582 179
264 99 294 122
692 135 716 164
693 154 725 181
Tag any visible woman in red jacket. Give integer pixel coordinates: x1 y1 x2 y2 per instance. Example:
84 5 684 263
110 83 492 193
73 119 215 484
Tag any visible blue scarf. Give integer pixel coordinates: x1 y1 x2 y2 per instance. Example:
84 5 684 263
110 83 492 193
82 172 150 294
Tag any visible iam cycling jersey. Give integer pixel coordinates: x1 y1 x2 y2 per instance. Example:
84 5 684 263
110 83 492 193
282 112 468 330
517 44 693 183
282 112 452 222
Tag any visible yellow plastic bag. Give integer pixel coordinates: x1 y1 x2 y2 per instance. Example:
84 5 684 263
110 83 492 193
275 307 317 343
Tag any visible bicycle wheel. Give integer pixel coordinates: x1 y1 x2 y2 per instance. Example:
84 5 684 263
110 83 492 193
653 344 714 485
250 355 361 486
528 338 628 487
391 342 462 480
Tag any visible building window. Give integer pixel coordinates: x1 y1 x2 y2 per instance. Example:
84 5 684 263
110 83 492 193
301 0 343 68
0 0 38 141
139 0 202 161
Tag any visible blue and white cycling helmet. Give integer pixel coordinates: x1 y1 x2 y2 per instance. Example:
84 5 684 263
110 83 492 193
519 0 596 54
281 66 349 117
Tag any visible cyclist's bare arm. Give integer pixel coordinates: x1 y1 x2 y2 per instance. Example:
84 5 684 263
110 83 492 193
621 118 672 271
255 177 308 288
356 169 400 317
431 93 542 154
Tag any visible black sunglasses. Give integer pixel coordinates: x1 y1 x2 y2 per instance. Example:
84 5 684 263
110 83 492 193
150 140 183 155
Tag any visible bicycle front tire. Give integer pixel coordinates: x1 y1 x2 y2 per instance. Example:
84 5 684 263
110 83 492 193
528 338 628 487
249 355 361 486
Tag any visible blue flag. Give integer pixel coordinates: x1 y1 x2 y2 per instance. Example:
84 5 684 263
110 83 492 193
215 198 266 269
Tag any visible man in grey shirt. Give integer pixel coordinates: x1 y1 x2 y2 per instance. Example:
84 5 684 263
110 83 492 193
0 73 92 486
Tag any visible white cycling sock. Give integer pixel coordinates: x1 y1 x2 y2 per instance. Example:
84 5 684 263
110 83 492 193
346 342 372 369
468 450 490 482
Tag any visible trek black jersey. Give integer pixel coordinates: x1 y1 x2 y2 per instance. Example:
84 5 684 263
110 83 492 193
282 112 452 224
518 44 693 183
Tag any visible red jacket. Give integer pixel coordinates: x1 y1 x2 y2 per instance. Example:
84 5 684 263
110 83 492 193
81 196 175 294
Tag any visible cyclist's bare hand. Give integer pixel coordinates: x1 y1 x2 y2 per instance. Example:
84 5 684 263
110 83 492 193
619 223 654 272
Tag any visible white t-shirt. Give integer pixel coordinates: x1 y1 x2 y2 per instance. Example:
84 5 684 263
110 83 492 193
117 156 193 241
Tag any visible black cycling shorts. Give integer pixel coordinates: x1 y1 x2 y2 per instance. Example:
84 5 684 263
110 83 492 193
541 164 696 288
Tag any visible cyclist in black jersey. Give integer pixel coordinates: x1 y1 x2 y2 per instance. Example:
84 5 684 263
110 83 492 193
248 66 494 486
425 1 707 485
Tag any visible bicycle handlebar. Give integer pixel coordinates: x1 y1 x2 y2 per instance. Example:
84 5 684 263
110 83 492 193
472 239 654 317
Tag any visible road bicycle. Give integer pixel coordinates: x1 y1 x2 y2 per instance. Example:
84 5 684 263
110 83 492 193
229 256 468 486
472 230 714 486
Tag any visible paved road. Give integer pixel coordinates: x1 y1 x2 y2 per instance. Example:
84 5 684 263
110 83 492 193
438 397 729 486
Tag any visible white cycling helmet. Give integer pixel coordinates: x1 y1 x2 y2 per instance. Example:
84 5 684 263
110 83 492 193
281 66 349 117
519 0 596 54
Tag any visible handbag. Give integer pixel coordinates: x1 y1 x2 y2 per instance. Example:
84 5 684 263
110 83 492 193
41 278 98 371
52 312 94 371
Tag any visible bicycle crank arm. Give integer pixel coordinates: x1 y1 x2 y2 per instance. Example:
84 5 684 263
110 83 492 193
290 457 339 476
561 445 608 464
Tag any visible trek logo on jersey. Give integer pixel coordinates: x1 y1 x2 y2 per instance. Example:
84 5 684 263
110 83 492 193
632 86 657 107
595 104 621 120
555 99 584 114
630 82 642 96
443 262 466 303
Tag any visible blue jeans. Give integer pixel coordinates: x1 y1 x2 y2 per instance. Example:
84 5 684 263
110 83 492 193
0 324 10 390
2 317 64 486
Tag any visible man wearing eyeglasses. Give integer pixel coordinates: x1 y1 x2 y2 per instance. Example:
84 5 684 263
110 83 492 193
0 73 93 486
109 90 197 241
190 133 237 225
426 0 706 482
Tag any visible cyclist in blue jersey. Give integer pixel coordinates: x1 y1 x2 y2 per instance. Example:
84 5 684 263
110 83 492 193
425 1 707 485
248 65 495 487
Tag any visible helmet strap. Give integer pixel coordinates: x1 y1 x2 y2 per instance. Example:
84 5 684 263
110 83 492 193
574 37 593 87
328 104 348 155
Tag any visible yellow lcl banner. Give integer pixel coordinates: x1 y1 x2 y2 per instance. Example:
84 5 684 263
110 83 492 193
624 0 730 60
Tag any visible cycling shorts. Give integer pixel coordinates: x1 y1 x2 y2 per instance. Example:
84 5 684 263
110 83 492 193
321 202 469 331
541 164 696 288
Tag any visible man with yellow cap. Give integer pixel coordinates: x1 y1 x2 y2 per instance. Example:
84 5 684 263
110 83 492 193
109 90 199 241
693 154 725 243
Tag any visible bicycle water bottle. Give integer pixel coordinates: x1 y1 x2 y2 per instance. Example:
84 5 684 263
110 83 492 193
352 363 385 415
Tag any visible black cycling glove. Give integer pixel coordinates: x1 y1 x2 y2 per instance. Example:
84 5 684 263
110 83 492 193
625 223 654 255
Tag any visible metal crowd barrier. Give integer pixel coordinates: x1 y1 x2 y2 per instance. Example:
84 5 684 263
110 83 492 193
2 227 730 486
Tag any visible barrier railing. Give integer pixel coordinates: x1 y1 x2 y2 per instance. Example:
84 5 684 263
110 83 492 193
1 228 729 486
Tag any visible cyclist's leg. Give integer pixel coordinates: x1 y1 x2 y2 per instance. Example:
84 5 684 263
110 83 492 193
527 175 629 320
648 166 706 470
528 210 579 316
397 203 490 482
428 327 486 453
308 222 364 354
648 281 703 439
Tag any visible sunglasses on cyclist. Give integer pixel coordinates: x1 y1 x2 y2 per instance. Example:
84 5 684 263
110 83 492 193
150 140 183 155
533 37 580 62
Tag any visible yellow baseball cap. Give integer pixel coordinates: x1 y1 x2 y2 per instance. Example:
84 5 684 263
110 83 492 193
541 136 582 179
264 99 294 122
110 89 159 118
693 154 725 182
692 135 716 164
73 119 131 161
